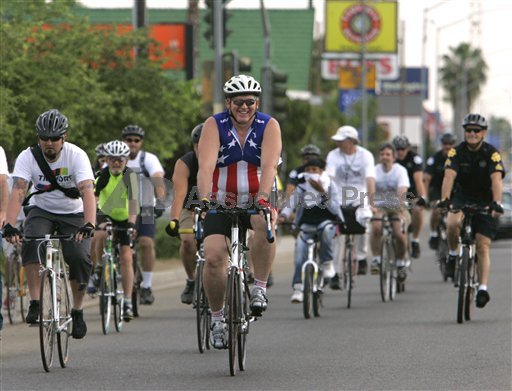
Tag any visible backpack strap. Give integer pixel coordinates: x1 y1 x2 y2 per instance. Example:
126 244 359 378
140 150 150 178
23 144 81 206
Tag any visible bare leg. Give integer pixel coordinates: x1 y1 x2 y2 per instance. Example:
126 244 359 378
203 234 229 312
138 236 155 273
475 234 491 286
180 233 196 280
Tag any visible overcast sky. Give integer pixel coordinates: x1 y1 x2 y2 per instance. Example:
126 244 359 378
78 0 512 127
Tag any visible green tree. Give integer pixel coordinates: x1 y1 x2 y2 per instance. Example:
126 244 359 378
0 1 202 164
438 42 488 134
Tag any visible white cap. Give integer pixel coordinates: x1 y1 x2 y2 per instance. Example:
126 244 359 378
331 126 359 143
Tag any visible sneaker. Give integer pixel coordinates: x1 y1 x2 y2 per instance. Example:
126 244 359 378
397 266 407 282
446 255 456 279
357 259 368 275
329 273 341 290
180 280 195 305
26 300 40 324
123 303 134 322
370 259 381 275
140 287 155 305
322 261 335 279
411 242 420 259
250 287 268 316
267 272 274 288
428 236 439 250
290 290 303 303
71 309 87 339
476 290 490 308
210 320 228 349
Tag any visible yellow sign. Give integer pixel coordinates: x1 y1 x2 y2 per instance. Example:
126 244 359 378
338 65 376 89
325 1 398 53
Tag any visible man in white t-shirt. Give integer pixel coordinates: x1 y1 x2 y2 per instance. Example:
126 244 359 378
3 109 96 339
122 124 166 305
0 145 9 334
326 125 375 284
369 142 411 275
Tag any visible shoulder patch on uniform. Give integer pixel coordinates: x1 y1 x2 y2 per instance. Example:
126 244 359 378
447 148 456 158
426 157 434 165
496 163 503 171
491 152 502 163
445 159 451 167
413 155 423 165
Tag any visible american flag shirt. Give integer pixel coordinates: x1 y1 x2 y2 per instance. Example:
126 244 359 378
211 110 272 207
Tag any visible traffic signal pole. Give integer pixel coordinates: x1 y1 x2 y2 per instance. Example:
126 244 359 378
260 0 272 114
213 0 224 114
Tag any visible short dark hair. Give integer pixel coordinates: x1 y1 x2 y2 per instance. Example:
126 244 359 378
303 158 326 170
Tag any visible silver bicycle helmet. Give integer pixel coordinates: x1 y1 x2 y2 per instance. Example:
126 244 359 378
36 109 68 137
392 135 410 149
190 123 203 144
95 143 107 157
300 144 321 157
104 140 130 157
462 113 488 129
122 124 145 139
223 75 261 97
440 133 456 145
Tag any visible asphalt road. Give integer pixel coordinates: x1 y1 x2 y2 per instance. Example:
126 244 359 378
1 231 511 390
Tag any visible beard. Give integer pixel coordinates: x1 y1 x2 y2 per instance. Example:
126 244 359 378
43 148 58 161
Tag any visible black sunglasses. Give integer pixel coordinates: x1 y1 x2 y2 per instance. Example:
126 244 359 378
232 98 257 107
464 128 483 134
107 156 127 163
396 147 406 151
39 135 63 142
124 137 142 143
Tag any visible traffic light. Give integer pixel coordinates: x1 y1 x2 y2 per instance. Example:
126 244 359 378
203 0 214 49
271 67 288 123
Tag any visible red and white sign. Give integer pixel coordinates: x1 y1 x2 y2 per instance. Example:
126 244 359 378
321 53 399 81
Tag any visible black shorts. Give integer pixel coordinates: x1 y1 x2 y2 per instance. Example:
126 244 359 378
451 194 498 240
96 215 132 246
203 211 253 239
22 207 92 286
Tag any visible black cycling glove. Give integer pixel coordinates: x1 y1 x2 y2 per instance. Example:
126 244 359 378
2 223 21 238
77 222 95 238
490 201 504 214
436 199 450 209
165 219 180 237
416 196 427 207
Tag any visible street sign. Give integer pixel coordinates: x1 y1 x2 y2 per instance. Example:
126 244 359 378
338 65 376 90
322 54 399 81
339 89 375 113
378 67 429 98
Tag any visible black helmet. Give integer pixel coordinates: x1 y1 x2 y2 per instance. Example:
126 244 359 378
462 113 488 129
36 109 68 137
95 143 107 157
392 135 410 149
190 123 203 144
300 144 321 157
440 133 456 145
122 124 145 139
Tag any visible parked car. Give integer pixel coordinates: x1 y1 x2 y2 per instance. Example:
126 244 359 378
496 187 512 240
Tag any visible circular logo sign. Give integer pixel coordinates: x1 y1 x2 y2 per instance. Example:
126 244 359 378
340 4 381 44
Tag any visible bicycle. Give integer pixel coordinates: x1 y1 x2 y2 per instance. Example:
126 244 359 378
189 208 211 353
207 206 273 376
298 222 332 318
338 206 366 309
131 249 142 317
97 220 133 334
23 234 74 372
435 211 449 282
447 204 488 324
4 241 29 324
370 215 402 302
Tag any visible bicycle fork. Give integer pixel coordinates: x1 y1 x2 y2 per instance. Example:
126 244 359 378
301 241 321 293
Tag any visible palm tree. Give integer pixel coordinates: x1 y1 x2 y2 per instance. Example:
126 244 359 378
438 42 488 137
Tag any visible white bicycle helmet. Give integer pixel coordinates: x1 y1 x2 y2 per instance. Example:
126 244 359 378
223 74 261 97
104 140 130 158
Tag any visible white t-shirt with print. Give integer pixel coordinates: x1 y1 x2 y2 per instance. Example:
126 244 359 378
0 146 8 175
374 163 410 209
13 143 94 214
326 146 375 210
126 150 164 207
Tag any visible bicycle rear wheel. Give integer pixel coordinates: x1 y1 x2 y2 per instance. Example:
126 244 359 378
57 272 71 368
437 239 449 282
19 266 28 323
457 247 468 324
302 264 314 319
346 247 353 309
226 267 238 376
195 261 209 353
100 262 113 335
238 276 250 371
39 269 55 372
6 257 18 324
132 254 141 318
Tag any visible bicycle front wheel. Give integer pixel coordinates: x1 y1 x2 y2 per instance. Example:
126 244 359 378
57 273 71 368
302 264 314 319
437 239 449 282
379 241 393 302
39 269 55 372
464 254 476 321
6 257 18 324
195 261 209 353
132 254 141 318
346 247 353 309
226 267 238 376
113 268 124 333
457 247 468 324
100 262 113 335
238 275 250 371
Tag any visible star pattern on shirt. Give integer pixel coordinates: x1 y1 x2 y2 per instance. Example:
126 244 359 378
217 154 229 164
248 138 258 149
227 139 237 149
220 145 226 153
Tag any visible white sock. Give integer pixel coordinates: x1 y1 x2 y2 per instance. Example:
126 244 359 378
412 238 419 243
479 285 487 291
142 272 153 289
211 308 225 323
372 256 381 263
430 231 438 237
449 250 458 257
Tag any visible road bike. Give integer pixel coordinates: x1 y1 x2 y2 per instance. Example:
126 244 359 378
4 240 28 324
448 204 488 324
298 222 332 318
207 206 273 376
24 234 73 372
435 211 450 282
192 207 211 353
98 220 134 334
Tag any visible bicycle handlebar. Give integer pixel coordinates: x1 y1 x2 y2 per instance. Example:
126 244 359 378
23 234 76 241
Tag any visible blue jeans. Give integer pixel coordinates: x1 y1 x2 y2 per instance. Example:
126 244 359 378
292 221 336 287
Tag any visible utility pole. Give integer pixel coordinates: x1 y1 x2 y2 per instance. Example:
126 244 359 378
260 0 272 114
133 0 147 59
360 0 368 148
212 0 224 114
187 0 199 79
